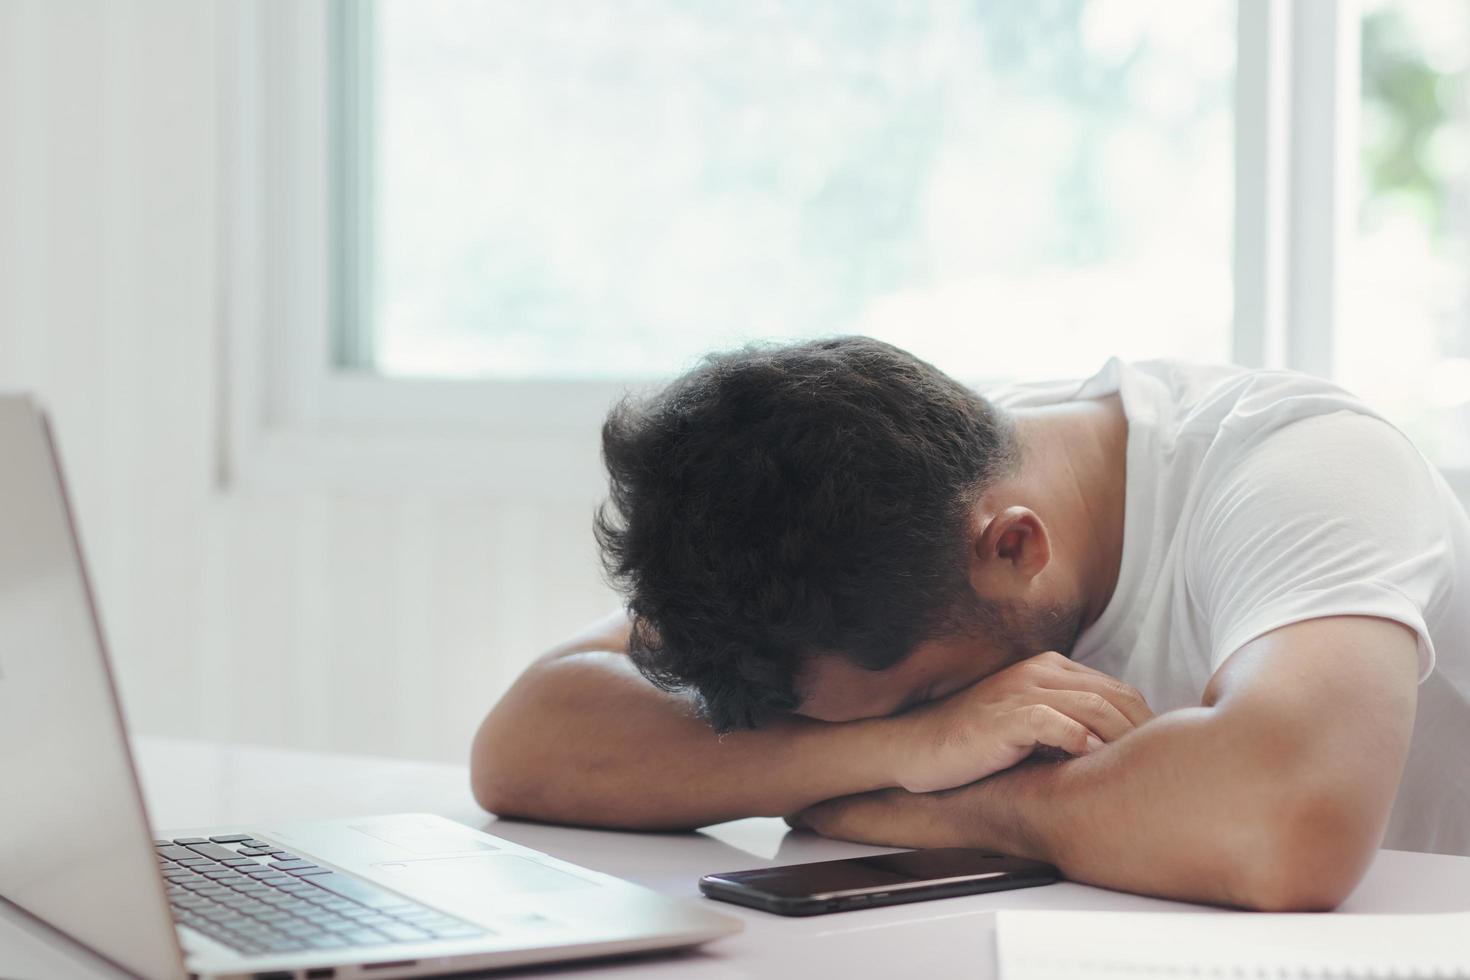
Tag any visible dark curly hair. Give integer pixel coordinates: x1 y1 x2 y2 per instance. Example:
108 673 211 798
594 336 1019 731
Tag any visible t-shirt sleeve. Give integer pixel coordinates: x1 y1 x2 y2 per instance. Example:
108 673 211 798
1187 411 1451 681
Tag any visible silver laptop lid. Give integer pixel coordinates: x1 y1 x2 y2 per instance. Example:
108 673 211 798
0 396 186 980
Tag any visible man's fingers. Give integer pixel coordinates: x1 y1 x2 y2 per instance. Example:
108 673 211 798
1036 688 1133 743
1031 655 1154 727
1015 703 1098 758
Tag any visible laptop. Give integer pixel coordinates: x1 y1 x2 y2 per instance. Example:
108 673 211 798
0 395 741 979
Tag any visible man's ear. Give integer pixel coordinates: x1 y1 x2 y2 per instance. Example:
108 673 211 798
971 506 1051 595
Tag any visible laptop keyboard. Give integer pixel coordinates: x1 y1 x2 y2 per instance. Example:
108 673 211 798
155 834 488 956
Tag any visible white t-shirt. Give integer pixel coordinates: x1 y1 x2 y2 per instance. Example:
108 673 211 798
988 359 1470 856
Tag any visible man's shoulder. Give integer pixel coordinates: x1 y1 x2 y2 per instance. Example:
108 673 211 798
1124 360 1377 437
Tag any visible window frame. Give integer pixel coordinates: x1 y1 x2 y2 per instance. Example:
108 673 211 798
219 0 621 495
217 0 1470 498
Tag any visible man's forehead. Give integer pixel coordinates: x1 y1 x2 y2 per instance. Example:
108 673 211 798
794 636 998 723
793 652 899 722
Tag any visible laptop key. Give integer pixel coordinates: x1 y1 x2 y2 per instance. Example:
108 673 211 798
305 935 350 949
341 928 391 945
380 904 438 918
233 934 274 951
279 922 325 937
172 837 208 845
304 873 412 910
232 922 273 936
268 859 317 871
208 834 252 844
185 842 242 862
228 899 269 912
376 923 432 942
155 846 197 861
379 909 426 922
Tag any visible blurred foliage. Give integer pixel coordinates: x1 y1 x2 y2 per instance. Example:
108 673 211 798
1361 6 1467 239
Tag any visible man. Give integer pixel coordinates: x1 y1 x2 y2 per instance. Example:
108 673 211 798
471 336 1470 911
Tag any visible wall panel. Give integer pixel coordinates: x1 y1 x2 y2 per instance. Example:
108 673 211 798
0 0 621 768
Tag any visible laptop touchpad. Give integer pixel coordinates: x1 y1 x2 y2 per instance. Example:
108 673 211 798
373 854 597 898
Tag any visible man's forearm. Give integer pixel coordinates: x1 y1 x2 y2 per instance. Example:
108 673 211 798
798 705 1384 910
476 636 1152 832
801 620 1418 911
472 650 906 830
952 708 1296 906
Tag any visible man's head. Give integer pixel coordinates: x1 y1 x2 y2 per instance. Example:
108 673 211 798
595 336 1084 731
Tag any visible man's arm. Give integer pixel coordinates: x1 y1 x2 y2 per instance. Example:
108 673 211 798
470 611 908 830
471 612 1150 831
792 615 1419 911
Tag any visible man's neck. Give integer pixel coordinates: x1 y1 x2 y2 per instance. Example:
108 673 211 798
1007 394 1129 634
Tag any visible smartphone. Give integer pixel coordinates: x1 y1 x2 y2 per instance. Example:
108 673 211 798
699 847 1058 916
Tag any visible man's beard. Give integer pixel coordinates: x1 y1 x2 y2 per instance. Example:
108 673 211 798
959 595 1088 662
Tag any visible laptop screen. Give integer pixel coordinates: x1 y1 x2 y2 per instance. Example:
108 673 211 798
0 397 186 980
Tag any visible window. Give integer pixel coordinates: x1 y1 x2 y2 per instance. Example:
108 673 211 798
335 1 1235 382
220 1 1470 493
1342 0 1470 468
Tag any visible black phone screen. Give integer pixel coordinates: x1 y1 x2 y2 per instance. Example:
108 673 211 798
703 847 1055 900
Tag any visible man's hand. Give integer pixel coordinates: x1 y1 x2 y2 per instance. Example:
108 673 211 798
788 781 1001 850
795 617 1420 912
881 651 1153 794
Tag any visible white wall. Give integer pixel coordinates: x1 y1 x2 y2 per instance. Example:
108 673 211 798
0 0 618 764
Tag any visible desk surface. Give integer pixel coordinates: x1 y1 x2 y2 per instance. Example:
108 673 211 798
5 736 1470 980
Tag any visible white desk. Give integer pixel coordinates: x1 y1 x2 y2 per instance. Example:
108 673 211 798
5 736 1470 979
